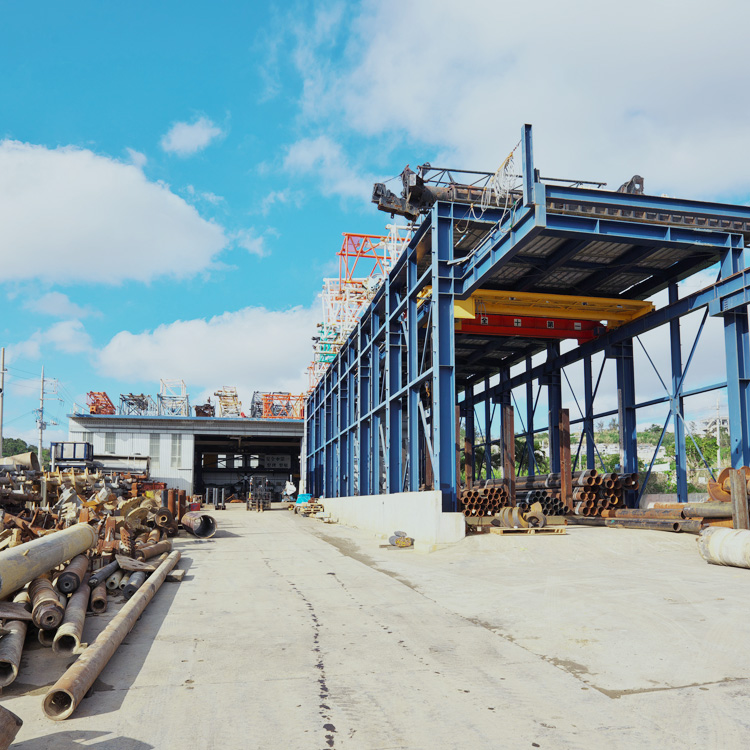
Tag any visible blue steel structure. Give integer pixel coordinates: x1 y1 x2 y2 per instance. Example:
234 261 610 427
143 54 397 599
306 125 750 511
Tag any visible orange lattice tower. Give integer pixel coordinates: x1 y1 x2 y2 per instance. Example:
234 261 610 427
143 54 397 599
87 391 116 415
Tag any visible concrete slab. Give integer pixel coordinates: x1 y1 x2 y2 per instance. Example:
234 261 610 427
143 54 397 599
1 507 749 749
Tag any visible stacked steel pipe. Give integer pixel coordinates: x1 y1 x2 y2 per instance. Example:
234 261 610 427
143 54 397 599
459 483 511 517
510 470 640 517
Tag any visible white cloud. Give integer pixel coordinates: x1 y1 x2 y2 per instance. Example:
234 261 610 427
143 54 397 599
260 189 291 215
24 292 96 319
126 148 147 168
97 306 318 397
234 228 269 258
283 135 374 201
291 0 750 199
186 184 224 205
8 319 93 361
160 117 223 157
0 140 227 283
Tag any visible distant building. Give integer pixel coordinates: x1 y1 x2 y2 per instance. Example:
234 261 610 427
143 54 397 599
66 412 303 499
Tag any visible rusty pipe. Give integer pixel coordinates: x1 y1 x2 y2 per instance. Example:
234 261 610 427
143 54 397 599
0 705 23 750
57 554 89 595
0 523 97 599
53 573 90 655
135 539 172 561
43 550 181 721
181 511 217 539
0 591 30 688
155 507 175 527
119 572 131 590
90 581 108 614
123 570 147 600
604 519 682 532
30 576 66 630
652 502 734 518
146 528 161 545
602 509 686 520
88 560 119 588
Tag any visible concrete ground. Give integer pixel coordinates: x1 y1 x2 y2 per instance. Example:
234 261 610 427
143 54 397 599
2 506 749 750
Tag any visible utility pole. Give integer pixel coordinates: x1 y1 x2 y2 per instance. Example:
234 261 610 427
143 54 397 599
0 347 5 458
38 365 45 461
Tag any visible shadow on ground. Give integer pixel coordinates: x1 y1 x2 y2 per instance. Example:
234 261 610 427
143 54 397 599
13 730 153 749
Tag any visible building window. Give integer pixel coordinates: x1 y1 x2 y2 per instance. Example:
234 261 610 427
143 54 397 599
171 435 182 468
150 434 160 468
80 432 92 445
105 433 116 453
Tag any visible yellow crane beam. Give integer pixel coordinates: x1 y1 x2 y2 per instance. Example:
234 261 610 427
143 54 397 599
452 289 653 326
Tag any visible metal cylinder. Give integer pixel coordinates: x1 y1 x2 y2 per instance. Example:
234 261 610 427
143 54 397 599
105 570 123 591
38 627 56 647
604 519 681 532
57 554 89 595
0 591 30 688
89 560 120 589
181 511 217 539
135 539 172 561
146 528 161 545
53 573 91 655
603 508 685 520
119 573 131 590
155 507 175 527
30 576 66 630
682 505 734 519
123 570 147 600
698 527 750 568
90 582 107 614
0 523 97 600
0 705 23 750
43 550 181 721
0 451 40 471
167 489 176 517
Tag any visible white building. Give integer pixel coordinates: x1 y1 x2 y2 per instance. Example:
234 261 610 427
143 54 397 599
67 412 304 498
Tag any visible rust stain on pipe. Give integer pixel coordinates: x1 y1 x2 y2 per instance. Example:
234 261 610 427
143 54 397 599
57 554 89 595
89 582 107 614
30 577 65 630
181 511 217 539
43 550 180 721
53 573 91 655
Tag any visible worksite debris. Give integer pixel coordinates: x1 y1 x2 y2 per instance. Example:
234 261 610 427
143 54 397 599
0 450 218 723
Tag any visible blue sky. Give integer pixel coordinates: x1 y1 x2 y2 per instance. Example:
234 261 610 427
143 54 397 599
1 0 749 446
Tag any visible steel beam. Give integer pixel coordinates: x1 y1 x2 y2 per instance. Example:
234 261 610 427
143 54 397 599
668 283 688 502
720 247 750 467
432 204 458 510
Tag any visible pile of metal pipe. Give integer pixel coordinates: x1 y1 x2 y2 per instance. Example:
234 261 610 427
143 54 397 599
43 550 181 721
459 484 511 518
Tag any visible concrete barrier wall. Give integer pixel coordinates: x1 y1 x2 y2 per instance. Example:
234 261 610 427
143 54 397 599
321 491 465 550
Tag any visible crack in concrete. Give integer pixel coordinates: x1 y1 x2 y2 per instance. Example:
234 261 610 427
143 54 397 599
261 557 339 748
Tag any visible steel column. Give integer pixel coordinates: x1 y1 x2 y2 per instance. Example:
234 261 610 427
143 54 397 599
720 247 750 468
525 357 535 475
484 377 492 480
668 283 688 502
432 204 458 510
583 355 595 469
545 343 562 473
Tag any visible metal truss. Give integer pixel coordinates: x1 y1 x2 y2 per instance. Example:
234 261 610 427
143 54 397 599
306 124 750 510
